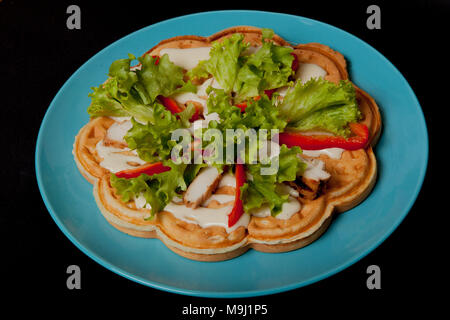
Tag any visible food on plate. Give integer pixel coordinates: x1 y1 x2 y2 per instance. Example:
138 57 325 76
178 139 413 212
73 26 381 261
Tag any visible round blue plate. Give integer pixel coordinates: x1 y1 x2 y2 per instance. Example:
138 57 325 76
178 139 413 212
35 10 428 297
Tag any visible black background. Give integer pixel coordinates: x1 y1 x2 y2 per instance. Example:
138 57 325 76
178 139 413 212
1 0 445 315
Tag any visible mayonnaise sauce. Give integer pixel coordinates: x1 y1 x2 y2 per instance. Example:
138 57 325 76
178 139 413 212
275 63 326 100
106 120 133 144
171 92 207 110
276 86 291 98
302 148 345 160
302 158 330 181
277 184 299 198
202 194 235 206
159 47 211 70
109 116 131 122
250 196 301 220
295 63 327 83
109 115 147 125
197 77 223 98
134 193 151 210
218 173 236 188
163 202 250 233
96 140 146 173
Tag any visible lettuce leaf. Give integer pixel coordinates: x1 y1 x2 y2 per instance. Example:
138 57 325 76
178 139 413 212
241 95 288 131
241 180 289 215
188 34 248 92
110 160 187 217
108 54 140 94
233 33 294 102
241 145 306 216
276 145 307 182
124 103 191 163
279 78 361 136
204 89 288 164
289 103 361 136
189 29 293 103
86 83 129 117
137 54 195 102
207 88 287 132
87 53 195 123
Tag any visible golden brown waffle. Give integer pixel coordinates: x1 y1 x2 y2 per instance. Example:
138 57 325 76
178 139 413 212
73 26 382 261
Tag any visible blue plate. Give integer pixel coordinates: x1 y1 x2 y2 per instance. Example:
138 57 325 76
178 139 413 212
35 10 428 297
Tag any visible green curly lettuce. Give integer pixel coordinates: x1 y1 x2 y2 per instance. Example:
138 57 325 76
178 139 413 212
110 160 187 217
279 78 361 136
87 53 195 123
188 29 294 103
241 145 306 216
124 103 194 163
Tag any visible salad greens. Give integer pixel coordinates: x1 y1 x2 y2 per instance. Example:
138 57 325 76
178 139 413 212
279 78 361 137
88 28 361 217
123 104 193 163
110 160 187 218
188 34 248 94
189 29 294 103
241 145 306 215
87 53 195 124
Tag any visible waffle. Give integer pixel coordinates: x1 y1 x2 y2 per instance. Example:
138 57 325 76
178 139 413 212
73 26 381 261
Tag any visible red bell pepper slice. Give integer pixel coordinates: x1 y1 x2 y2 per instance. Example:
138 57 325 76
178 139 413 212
228 164 246 228
278 123 370 151
235 102 248 112
264 88 276 99
159 96 183 114
188 104 201 122
159 96 202 122
115 162 171 179
291 52 299 72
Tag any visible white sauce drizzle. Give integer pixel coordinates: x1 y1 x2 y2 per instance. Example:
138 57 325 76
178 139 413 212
106 120 133 144
277 184 299 198
159 47 211 70
95 140 146 173
134 193 151 210
250 196 301 220
275 63 326 102
302 148 345 160
109 116 131 122
302 158 330 181
163 202 250 233
295 63 327 83
171 92 207 110
197 77 223 98
172 195 184 203
276 86 291 99
218 173 236 188
109 115 147 125
170 79 218 117
202 194 235 206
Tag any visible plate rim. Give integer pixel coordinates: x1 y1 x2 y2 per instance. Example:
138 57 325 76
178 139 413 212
35 9 429 298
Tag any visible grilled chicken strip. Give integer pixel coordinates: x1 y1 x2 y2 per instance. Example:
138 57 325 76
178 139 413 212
184 166 222 208
288 177 325 200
